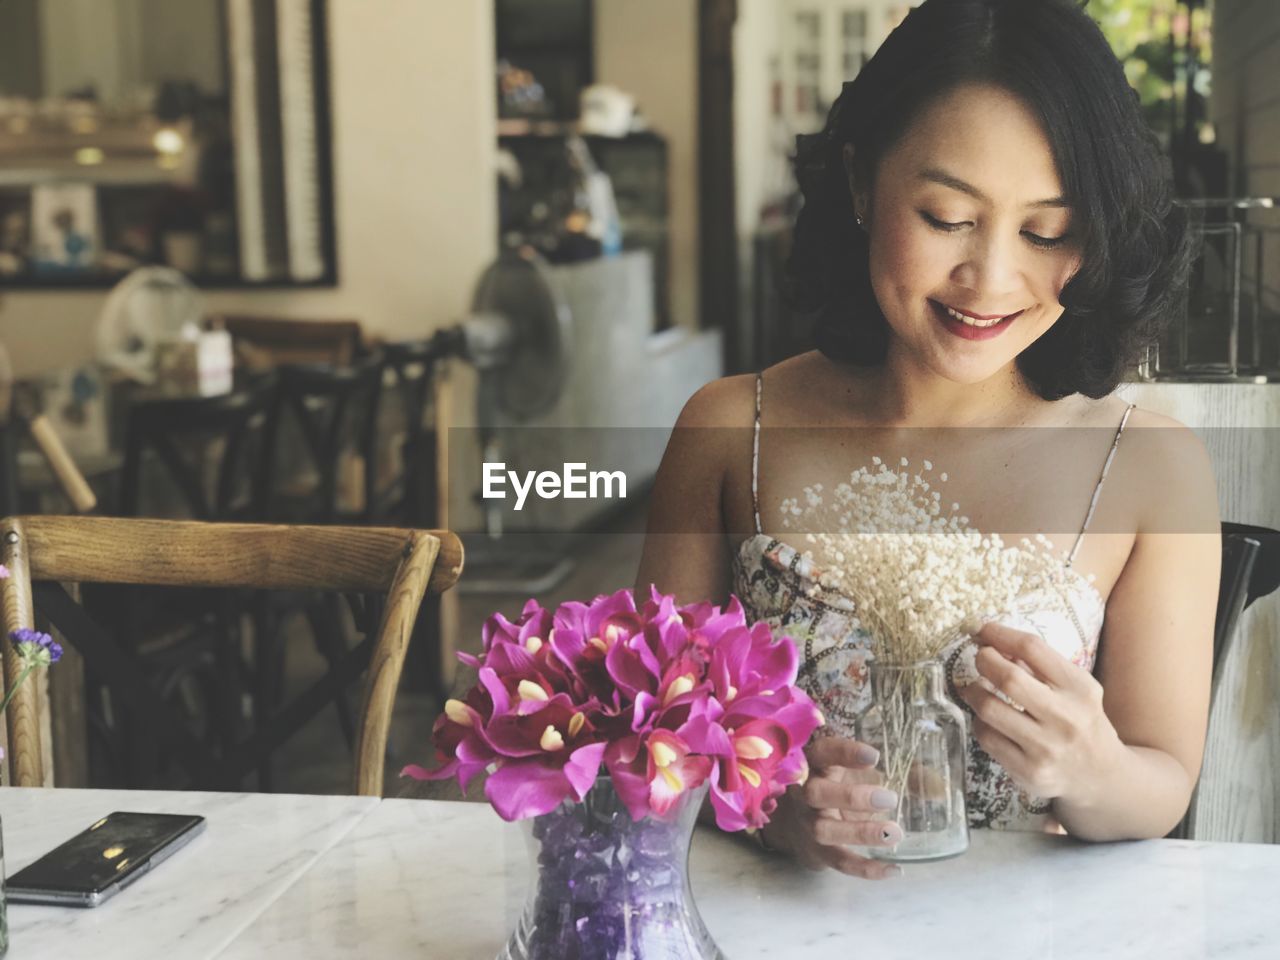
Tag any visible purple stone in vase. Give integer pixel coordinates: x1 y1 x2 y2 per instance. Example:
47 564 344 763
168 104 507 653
498 778 725 960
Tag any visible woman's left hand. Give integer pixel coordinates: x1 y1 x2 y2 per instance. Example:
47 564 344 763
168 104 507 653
956 622 1125 802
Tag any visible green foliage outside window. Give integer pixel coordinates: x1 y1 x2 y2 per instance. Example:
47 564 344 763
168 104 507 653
1088 0 1213 149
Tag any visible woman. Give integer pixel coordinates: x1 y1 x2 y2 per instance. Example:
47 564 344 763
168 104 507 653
636 0 1220 880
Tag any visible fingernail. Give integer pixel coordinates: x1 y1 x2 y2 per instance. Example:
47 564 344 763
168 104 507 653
854 744 880 765
871 788 899 810
881 865 903 880
880 825 903 844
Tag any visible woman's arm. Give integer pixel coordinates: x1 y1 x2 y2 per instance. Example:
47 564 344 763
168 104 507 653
960 416 1221 841
635 377 753 604
1051 422 1220 840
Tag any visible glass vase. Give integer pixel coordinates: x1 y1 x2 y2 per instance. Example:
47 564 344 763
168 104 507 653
498 777 724 960
855 659 969 862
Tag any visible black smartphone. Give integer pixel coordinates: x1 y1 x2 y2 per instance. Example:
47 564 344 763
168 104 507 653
5 811 206 907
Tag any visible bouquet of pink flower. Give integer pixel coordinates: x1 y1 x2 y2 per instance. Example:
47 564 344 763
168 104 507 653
405 587 822 830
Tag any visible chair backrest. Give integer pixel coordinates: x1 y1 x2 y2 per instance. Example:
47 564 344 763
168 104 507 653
120 374 277 520
215 315 364 368
1214 533 1258 679
1223 521 1280 609
0 515 462 795
263 354 385 524
1213 521 1280 681
378 340 446 526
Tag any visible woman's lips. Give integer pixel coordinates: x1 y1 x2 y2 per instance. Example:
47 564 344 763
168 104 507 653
930 299 1022 341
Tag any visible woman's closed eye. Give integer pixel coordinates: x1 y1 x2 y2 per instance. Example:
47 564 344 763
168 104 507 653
1021 230 1068 250
920 211 969 232
920 211 1069 250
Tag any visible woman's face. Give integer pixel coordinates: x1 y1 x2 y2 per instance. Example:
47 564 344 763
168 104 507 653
858 83 1082 386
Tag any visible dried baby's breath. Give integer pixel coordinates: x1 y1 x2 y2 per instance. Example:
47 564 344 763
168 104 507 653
781 458 1071 664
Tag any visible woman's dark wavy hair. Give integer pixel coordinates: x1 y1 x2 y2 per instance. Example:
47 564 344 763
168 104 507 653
787 0 1191 400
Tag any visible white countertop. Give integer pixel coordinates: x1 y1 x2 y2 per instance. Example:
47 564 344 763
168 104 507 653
0 788 377 960
4 788 1279 959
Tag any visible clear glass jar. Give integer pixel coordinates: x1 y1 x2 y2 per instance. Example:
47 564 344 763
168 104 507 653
855 659 969 862
499 777 724 960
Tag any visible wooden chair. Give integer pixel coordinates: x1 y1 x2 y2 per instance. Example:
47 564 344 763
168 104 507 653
1211 522 1280 678
377 340 453 702
262 353 385 526
214 315 365 368
119 373 278 522
377 339 451 528
102 375 281 784
0 515 462 796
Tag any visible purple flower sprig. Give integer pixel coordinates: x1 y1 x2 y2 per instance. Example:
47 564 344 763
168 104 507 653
1 629 63 727
2 570 64 756
10 628 63 668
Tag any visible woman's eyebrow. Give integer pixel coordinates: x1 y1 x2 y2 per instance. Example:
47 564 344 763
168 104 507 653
918 167 1069 209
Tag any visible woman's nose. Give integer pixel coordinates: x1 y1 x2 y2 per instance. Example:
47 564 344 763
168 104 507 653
951 230 1021 301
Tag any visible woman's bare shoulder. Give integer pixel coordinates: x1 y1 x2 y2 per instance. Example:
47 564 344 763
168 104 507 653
677 352 855 432
676 373 759 429
1109 403 1219 533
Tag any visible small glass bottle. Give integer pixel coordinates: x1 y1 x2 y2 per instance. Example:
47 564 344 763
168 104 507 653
856 659 969 862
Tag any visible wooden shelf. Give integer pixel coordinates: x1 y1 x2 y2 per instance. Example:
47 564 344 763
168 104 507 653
0 273 338 291
0 163 184 188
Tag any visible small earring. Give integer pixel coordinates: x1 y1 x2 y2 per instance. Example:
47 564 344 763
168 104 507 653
855 213 865 228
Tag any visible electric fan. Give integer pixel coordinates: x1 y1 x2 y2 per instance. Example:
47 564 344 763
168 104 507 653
422 247 575 592
95 267 203 384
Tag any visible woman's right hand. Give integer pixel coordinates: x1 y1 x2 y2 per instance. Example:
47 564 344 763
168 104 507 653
761 736 905 879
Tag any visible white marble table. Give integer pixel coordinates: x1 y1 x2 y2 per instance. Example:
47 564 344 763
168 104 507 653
4 789 1280 958
224 797 1280 960
0 787 377 960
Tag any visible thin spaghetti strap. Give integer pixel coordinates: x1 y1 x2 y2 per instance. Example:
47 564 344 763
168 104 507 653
1066 402 1136 569
751 374 763 535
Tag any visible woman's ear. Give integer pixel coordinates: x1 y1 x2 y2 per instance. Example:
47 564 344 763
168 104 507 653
841 144 870 228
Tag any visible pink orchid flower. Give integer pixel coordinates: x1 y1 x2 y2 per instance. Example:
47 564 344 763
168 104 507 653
405 587 820 827
712 696 822 830
645 729 713 817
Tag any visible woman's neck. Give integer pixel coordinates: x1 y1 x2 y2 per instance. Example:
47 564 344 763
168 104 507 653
857 350 1040 428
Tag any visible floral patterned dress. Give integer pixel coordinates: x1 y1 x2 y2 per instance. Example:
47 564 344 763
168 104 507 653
733 376 1134 832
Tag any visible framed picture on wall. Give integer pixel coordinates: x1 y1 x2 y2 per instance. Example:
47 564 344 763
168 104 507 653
31 182 99 273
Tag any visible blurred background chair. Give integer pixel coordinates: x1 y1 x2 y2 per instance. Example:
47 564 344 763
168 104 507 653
0 515 462 796
251 350 389 777
89 373 279 785
377 338 446 529
215 314 364 369
1212 522 1280 678
377 338 454 703
261 352 385 526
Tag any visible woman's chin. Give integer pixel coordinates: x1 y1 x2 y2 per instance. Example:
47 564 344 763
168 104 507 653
920 351 1018 386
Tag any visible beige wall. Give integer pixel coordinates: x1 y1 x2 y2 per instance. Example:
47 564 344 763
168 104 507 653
0 0 498 377
594 0 699 329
